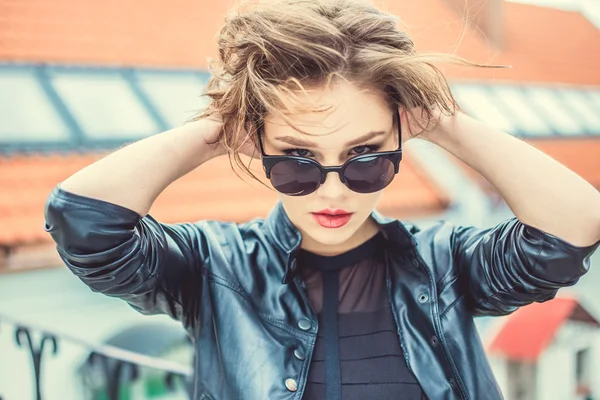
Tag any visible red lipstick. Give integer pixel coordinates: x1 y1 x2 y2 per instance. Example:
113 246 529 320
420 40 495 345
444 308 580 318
312 209 353 229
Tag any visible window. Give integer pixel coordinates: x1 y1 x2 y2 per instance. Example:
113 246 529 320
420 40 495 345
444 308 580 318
50 72 160 140
560 89 600 134
492 86 553 136
0 70 70 143
136 72 208 128
576 348 591 391
527 87 583 135
586 90 600 114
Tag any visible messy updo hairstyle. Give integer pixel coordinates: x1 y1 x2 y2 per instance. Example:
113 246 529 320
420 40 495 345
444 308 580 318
194 0 488 179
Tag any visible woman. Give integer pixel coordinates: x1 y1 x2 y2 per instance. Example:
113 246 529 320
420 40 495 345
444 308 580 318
44 1 600 399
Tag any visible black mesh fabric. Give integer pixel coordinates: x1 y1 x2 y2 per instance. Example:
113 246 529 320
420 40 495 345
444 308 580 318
297 233 427 400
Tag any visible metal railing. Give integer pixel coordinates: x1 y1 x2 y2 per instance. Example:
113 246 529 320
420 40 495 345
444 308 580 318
0 313 193 400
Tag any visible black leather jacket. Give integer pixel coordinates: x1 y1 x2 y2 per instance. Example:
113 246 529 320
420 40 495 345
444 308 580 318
44 186 599 400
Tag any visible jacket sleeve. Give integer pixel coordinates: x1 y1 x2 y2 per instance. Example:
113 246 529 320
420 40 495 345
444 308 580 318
452 217 600 317
44 185 207 331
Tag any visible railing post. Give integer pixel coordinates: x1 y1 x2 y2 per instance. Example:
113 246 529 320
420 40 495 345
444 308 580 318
1 315 193 400
88 352 139 400
14 326 59 400
165 371 193 399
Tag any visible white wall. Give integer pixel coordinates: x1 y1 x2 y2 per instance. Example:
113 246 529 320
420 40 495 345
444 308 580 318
536 321 600 400
592 334 600 398
488 355 510 397
536 344 574 400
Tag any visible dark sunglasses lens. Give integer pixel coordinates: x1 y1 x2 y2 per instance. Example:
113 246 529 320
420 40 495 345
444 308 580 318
344 156 396 193
270 159 321 196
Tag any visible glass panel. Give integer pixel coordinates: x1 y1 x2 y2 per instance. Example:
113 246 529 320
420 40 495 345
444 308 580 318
51 73 159 140
491 86 552 136
451 85 517 134
586 90 600 112
526 87 583 135
0 70 70 142
560 89 600 134
136 72 208 128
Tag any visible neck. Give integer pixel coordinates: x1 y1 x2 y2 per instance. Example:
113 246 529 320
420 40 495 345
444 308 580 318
299 217 380 256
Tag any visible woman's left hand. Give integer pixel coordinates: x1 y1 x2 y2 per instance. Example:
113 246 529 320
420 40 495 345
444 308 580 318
398 106 446 143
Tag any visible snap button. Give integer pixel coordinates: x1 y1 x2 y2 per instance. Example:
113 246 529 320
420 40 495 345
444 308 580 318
418 293 429 303
294 348 305 360
298 319 312 331
449 378 456 389
431 336 438 346
285 378 298 392
411 259 420 268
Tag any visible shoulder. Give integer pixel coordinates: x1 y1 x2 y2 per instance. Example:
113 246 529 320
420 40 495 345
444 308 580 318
187 216 283 268
186 216 275 252
392 219 463 282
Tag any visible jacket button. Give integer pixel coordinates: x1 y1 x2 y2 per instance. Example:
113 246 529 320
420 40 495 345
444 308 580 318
418 293 429 303
431 336 438 346
294 348 305 360
298 319 312 331
449 378 456 389
285 378 298 392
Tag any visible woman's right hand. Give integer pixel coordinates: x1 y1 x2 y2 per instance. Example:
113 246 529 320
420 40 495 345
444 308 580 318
200 114 261 161
59 114 244 216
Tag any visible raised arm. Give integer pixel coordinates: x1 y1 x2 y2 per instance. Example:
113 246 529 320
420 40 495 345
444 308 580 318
428 111 600 247
58 118 224 215
44 118 226 332
418 111 600 316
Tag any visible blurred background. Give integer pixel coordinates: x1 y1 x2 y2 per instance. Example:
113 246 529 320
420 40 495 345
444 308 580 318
0 0 599 399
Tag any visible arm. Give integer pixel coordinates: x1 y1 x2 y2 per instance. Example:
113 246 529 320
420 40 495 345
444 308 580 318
420 112 600 315
59 117 224 215
45 119 224 330
451 219 598 316
429 112 600 247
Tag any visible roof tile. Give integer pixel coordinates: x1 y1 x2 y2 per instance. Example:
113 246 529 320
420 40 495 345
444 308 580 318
487 297 599 362
448 138 600 193
0 0 599 84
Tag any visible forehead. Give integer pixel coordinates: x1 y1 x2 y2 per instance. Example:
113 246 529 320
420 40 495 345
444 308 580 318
263 83 392 146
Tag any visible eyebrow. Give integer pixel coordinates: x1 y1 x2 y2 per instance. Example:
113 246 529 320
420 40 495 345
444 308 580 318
274 130 387 148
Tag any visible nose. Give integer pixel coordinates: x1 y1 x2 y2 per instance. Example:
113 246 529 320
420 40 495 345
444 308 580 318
316 170 348 200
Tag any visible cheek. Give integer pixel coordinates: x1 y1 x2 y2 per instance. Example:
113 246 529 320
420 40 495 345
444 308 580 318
278 193 306 219
353 191 383 215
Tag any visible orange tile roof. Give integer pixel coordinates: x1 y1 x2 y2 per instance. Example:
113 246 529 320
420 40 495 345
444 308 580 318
389 0 600 85
0 0 598 85
449 138 600 193
487 297 599 362
0 152 449 247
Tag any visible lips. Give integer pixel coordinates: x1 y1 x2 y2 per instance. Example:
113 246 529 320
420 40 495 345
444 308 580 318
312 209 353 229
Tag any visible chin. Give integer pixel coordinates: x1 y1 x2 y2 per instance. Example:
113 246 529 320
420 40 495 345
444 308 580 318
304 224 357 246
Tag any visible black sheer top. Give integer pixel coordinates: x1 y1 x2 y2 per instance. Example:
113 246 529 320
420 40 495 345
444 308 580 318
297 233 427 400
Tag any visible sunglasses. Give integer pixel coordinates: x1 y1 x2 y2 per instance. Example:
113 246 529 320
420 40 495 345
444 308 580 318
257 111 403 196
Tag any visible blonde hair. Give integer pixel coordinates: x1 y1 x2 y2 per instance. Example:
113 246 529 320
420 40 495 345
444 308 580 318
194 0 491 179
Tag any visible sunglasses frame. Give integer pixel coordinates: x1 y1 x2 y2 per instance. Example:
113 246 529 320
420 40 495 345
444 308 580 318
257 110 403 194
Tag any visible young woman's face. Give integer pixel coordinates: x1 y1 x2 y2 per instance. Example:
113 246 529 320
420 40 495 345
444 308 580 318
262 82 399 253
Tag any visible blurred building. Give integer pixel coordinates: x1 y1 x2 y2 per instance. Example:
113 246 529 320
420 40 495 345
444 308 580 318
486 297 600 400
0 0 599 399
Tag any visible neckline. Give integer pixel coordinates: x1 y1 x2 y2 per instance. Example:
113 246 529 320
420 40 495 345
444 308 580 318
297 232 384 271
